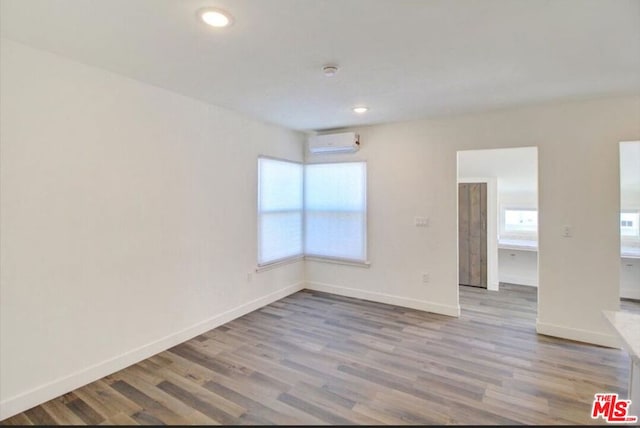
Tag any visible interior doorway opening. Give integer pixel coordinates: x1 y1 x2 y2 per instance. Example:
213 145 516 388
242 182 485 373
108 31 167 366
456 147 539 312
619 141 640 312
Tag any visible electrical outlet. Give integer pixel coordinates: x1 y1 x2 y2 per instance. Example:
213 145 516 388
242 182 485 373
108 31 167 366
562 225 572 238
422 273 430 284
247 272 253 282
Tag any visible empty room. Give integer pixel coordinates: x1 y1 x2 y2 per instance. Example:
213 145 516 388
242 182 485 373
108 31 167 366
1 0 640 425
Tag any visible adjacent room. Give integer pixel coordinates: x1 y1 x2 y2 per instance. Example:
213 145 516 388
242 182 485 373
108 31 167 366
457 147 539 330
620 141 640 303
458 147 539 292
1 0 639 425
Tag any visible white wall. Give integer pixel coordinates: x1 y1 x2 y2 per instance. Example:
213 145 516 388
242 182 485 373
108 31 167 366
0 39 305 419
500 190 538 210
306 95 640 349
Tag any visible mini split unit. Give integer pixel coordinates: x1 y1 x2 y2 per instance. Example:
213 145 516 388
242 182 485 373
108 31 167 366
308 131 360 154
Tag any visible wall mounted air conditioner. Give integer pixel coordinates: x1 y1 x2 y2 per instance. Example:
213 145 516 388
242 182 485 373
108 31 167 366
308 131 360 154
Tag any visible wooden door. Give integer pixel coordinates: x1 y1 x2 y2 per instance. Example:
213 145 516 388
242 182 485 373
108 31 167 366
458 183 487 288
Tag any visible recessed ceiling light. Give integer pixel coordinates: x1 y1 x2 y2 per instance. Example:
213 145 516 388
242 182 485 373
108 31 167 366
322 65 339 77
198 8 233 28
353 106 369 114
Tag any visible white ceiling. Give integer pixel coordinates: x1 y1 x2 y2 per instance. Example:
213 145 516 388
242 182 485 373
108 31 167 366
1 0 639 131
458 147 537 193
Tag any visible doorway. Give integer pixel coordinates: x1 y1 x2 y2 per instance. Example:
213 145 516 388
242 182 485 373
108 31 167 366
619 141 640 312
457 147 539 313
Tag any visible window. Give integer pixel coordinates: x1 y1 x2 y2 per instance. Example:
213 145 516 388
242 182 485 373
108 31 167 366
257 157 303 266
304 162 367 262
257 159 367 266
621 211 640 238
503 208 537 233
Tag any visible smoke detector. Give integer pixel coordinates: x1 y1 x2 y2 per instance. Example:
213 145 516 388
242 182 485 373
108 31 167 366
322 65 339 77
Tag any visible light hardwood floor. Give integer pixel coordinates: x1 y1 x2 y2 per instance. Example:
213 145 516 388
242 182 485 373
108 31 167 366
2 284 638 425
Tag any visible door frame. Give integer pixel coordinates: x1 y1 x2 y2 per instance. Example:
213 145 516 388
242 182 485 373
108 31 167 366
457 176 498 291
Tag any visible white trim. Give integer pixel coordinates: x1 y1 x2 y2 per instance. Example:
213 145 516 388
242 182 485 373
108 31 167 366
304 256 370 268
621 288 640 300
457 177 499 291
621 252 640 260
536 320 620 349
0 281 304 420
256 255 304 272
257 154 304 165
303 161 368 263
256 157 304 267
498 241 538 252
305 281 460 317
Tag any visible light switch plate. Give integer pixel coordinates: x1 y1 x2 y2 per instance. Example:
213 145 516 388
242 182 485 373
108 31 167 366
415 216 429 227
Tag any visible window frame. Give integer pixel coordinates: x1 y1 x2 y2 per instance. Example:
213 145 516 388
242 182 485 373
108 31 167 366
621 209 640 239
256 156 304 267
499 206 538 239
303 160 368 264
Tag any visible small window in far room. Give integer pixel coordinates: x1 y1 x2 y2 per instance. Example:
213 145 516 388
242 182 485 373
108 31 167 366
504 208 538 233
621 211 640 238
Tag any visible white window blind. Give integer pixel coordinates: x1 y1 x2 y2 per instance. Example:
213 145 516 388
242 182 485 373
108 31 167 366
257 157 303 266
304 162 367 262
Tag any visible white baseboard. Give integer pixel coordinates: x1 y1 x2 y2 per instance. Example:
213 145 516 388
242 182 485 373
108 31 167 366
499 274 538 287
0 281 304 420
536 320 620 349
621 288 640 300
305 281 460 317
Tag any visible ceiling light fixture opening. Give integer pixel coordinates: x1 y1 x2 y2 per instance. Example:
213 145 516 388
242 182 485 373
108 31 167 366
353 106 369 114
198 8 233 28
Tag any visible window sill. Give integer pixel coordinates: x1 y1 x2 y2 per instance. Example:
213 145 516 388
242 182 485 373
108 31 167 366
256 256 304 273
304 256 371 268
256 255 371 272
621 247 640 259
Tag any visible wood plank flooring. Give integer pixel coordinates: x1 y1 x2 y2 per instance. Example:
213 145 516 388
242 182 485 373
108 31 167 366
3 284 638 425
